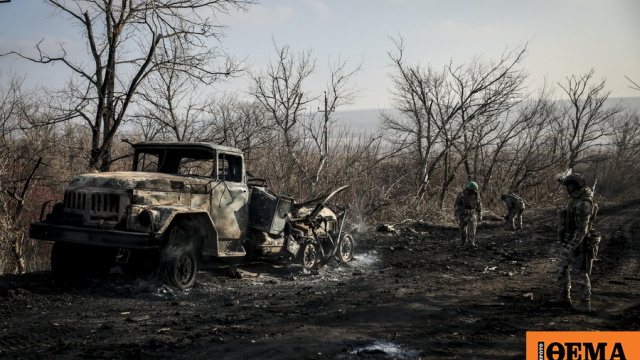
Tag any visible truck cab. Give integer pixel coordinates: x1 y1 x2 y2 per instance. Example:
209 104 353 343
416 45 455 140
31 142 251 288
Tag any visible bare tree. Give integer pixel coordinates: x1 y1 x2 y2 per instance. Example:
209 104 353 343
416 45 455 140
299 57 362 193
202 93 276 152
249 41 362 196
2 0 255 171
626 76 640 91
132 47 207 142
249 41 317 182
383 37 529 202
471 86 561 188
498 100 563 191
602 110 640 195
0 73 23 144
0 74 66 274
555 70 622 168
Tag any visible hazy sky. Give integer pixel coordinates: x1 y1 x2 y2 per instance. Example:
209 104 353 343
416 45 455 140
1 0 639 111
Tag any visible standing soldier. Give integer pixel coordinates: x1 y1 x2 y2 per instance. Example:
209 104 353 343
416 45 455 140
552 173 600 312
454 181 483 249
501 193 526 230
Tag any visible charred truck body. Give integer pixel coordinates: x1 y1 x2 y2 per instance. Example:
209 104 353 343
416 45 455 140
30 142 354 289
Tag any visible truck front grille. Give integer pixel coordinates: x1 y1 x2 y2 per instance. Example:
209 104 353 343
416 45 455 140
65 191 87 211
90 193 121 221
64 189 129 226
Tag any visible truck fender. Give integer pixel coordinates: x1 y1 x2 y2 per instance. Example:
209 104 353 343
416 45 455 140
139 206 219 254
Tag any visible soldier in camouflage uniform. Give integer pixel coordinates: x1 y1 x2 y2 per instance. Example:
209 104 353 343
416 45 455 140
454 181 483 249
501 193 526 230
552 173 599 313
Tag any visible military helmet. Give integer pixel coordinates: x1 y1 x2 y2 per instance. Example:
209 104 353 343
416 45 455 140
562 173 587 188
466 181 479 190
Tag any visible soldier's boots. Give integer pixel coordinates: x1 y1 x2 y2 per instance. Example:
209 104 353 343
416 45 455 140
549 291 573 308
574 300 592 313
462 242 477 249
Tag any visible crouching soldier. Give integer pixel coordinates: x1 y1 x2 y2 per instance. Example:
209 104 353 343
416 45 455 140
501 193 526 230
454 181 483 249
552 173 600 312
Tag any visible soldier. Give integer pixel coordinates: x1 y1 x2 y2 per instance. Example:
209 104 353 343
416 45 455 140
551 173 600 312
454 181 483 249
501 193 526 230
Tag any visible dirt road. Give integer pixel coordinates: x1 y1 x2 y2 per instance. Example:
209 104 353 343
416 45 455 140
1 199 638 359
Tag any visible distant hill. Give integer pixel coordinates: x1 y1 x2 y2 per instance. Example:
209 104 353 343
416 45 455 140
336 96 640 132
610 96 640 111
334 109 385 131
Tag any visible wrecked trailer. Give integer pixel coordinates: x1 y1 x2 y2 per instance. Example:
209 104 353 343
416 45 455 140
29 142 354 289
246 181 354 269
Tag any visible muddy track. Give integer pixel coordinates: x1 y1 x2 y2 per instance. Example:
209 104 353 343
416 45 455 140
0 200 638 360
590 198 640 329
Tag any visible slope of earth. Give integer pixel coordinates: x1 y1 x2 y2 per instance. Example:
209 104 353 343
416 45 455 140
0 198 638 360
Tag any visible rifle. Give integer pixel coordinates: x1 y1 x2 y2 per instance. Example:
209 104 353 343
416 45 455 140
583 229 601 275
584 178 600 275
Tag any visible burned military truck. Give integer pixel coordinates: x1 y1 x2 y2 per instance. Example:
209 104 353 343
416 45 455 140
30 142 354 289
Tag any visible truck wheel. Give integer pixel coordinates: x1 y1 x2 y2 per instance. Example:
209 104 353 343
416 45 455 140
300 242 319 270
51 242 112 284
335 233 355 263
165 249 197 290
161 227 198 290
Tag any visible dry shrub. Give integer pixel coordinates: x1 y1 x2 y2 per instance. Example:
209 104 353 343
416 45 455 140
0 216 51 275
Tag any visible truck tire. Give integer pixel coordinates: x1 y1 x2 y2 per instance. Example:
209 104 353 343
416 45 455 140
160 226 198 290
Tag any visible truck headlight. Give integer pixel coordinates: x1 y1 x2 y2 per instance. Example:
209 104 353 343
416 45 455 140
137 209 158 228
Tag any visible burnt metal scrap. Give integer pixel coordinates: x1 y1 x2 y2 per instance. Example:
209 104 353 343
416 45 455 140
30 141 354 290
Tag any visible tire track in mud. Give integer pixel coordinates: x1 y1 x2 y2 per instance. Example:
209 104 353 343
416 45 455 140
592 199 640 278
586 198 640 319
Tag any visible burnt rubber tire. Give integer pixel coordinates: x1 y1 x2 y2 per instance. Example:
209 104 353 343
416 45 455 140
164 248 197 290
160 226 198 290
335 233 355 263
300 242 319 270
